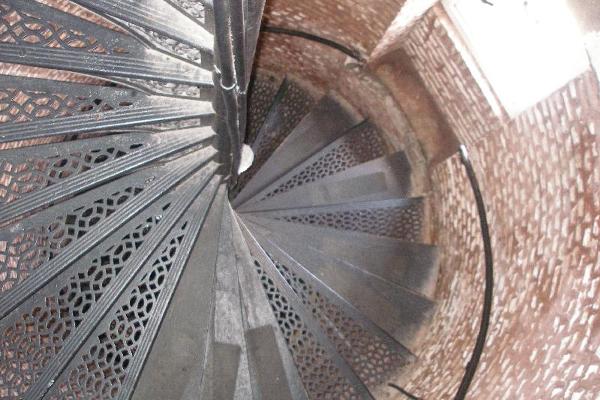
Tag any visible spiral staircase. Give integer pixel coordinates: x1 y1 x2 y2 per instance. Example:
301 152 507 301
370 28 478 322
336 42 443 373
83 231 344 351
0 1 440 399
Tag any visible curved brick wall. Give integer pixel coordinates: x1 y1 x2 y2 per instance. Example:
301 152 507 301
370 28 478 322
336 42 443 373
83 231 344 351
262 0 404 55
391 8 600 398
387 69 600 400
254 32 430 195
260 1 600 399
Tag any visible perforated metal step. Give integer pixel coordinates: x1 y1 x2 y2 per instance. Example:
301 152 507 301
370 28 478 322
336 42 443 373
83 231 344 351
0 2 437 399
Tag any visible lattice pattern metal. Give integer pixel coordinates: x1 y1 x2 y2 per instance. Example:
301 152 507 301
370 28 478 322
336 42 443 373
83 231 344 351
0 86 137 125
118 24 205 98
0 142 143 203
0 0 438 396
246 73 283 144
253 259 358 399
233 78 315 198
0 1 116 54
0 187 144 292
169 0 206 21
124 78 208 99
277 201 424 241
252 79 315 166
0 209 165 398
261 122 387 200
269 255 406 387
47 220 190 399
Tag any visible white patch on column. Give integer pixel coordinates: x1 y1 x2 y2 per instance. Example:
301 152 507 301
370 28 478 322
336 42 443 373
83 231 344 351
238 144 255 174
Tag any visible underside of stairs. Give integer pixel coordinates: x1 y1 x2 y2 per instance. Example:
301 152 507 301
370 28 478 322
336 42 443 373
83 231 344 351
0 2 439 399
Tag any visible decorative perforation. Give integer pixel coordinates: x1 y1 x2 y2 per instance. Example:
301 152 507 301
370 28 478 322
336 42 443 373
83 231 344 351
0 211 165 398
269 255 406 387
118 5 207 98
253 259 358 399
252 80 315 167
0 1 122 54
129 24 203 64
262 123 387 200
50 221 189 399
246 74 283 145
0 87 137 125
0 142 144 203
124 78 207 98
0 297 63 399
233 79 315 198
277 202 424 241
0 187 144 292
168 0 206 21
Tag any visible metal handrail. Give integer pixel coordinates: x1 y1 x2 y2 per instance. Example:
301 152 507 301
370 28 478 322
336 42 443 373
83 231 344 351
388 145 493 400
454 144 494 400
261 25 364 61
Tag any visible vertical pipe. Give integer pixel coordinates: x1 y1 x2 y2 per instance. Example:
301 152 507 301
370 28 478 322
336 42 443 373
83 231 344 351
213 0 241 175
212 0 265 177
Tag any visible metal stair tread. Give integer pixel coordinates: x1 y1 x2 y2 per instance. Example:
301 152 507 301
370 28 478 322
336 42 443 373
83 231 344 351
239 150 413 212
